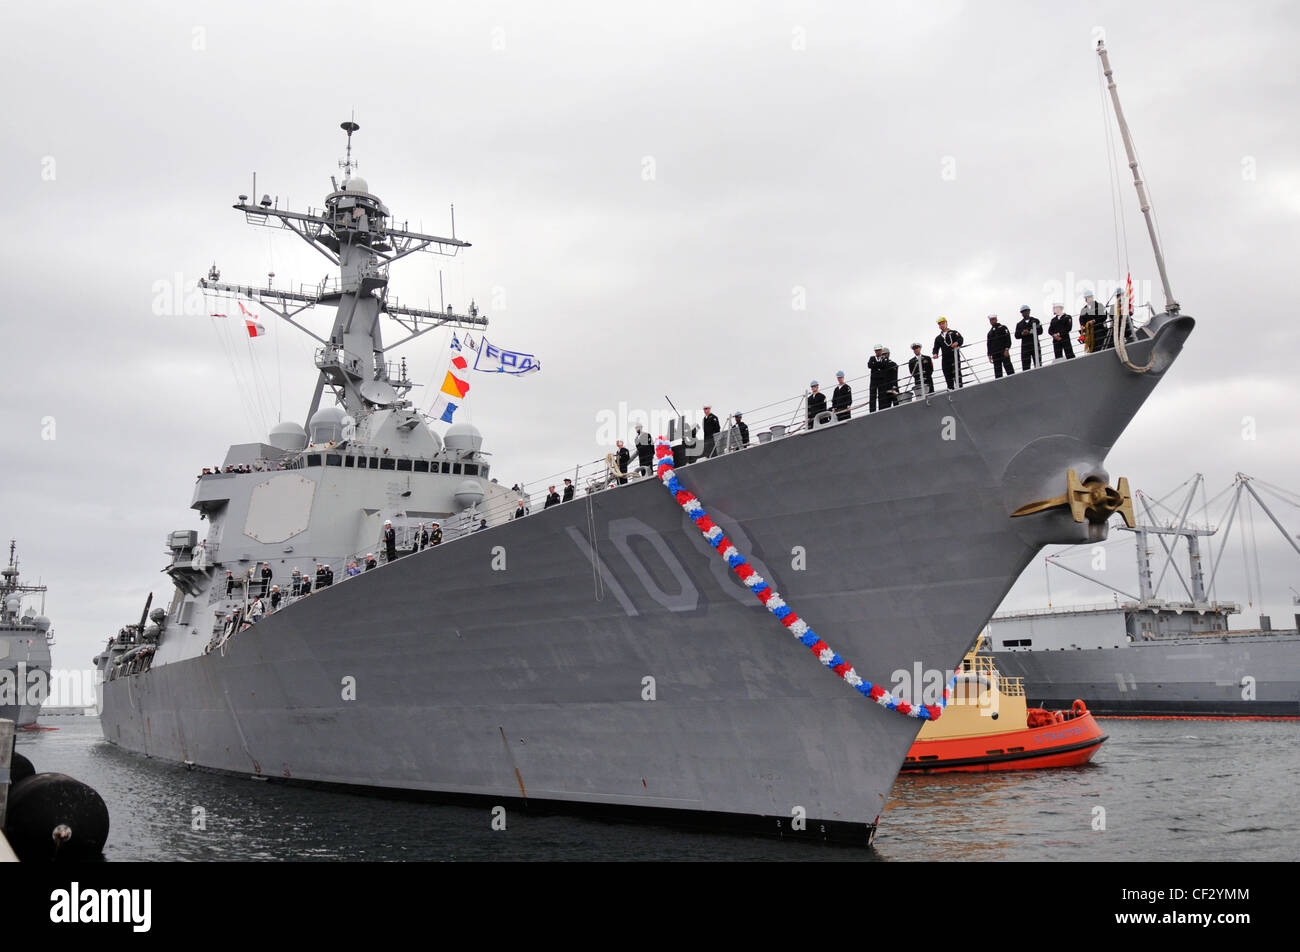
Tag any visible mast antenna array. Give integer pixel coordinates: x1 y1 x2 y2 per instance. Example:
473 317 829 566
199 121 490 425
340 118 360 177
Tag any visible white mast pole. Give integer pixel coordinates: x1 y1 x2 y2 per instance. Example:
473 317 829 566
1097 40 1179 315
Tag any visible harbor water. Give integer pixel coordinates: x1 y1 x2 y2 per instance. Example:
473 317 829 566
15 717 1297 861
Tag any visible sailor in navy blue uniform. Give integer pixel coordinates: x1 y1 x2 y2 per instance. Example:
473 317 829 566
932 318 963 390
1014 305 1042 370
1048 303 1074 360
806 380 828 426
986 314 1014 378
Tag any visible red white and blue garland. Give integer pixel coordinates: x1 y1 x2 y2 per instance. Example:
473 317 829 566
654 438 957 720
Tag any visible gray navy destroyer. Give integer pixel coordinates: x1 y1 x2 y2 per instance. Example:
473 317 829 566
991 474 1300 716
1 542 54 729
96 44 1197 842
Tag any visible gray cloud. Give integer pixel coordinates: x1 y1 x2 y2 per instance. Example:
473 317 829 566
3 0 1298 674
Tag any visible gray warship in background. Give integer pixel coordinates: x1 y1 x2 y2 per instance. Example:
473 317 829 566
95 46 1195 843
991 474 1300 716
1 542 54 728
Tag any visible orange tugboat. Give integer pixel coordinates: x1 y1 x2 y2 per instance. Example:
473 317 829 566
901 636 1107 773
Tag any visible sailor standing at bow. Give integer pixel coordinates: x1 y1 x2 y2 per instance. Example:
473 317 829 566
383 520 397 563
932 318 963 390
832 372 852 421
634 423 654 475
1078 290 1106 352
986 314 1014 378
1048 303 1075 360
700 407 720 458
876 350 899 409
908 343 934 395
806 380 828 427
1014 306 1042 370
867 346 885 412
731 411 749 447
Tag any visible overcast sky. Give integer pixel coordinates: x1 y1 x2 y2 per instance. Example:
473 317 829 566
3 0 1299 680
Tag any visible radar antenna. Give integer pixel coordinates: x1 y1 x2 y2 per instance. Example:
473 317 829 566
199 121 489 424
340 118 360 179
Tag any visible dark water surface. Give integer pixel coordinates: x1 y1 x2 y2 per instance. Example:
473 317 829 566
15 718 1298 861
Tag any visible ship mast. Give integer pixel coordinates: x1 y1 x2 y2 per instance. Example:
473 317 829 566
200 121 489 426
1 541 48 622
1097 40 1179 315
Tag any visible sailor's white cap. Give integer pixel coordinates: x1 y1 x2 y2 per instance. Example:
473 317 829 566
987 313 998 319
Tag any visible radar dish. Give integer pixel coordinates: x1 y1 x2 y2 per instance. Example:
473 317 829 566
360 380 399 406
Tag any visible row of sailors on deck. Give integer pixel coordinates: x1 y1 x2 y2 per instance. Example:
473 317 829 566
385 519 445 560
221 519 457 632
217 520 468 641
199 460 287 478
219 555 380 637
805 294 1134 423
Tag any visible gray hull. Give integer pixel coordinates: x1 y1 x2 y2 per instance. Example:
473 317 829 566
1 636 51 728
100 320 1194 840
993 634 1300 716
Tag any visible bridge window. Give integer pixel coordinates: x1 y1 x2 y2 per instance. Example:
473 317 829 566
414 460 429 473
326 454 342 466
440 462 451 474
452 463 462 475
306 454 321 467
380 458 395 471
463 464 478 476
397 459 412 471
344 456 355 468
368 458 379 469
